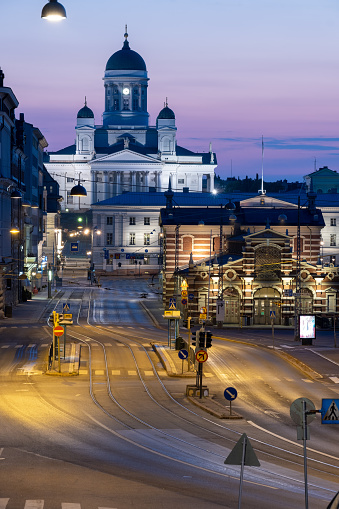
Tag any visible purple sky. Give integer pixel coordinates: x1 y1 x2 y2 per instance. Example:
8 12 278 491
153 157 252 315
2 0 339 181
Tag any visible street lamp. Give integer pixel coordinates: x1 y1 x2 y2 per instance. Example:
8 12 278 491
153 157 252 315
41 0 67 21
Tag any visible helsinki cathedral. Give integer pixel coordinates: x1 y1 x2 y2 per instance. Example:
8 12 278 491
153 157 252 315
44 28 217 210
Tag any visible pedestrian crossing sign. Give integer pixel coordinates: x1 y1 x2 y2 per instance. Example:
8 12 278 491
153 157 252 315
169 297 176 310
321 399 339 424
63 303 70 312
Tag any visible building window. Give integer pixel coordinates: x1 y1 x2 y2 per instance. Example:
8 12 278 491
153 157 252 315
144 233 150 245
178 179 184 184
107 216 113 225
182 236 192 253
144 217 150 225
113 99 119 111
330 234 336 246
129 233 135 245
129 217 136 225
67 177 74 183
144 255 150 265
66 192 73 204
331 218 336 226
123 98 129 110
133 98 139 111
106 233 113 245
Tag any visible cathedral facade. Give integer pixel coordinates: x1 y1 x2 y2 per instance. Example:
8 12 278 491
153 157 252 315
44 30 217 211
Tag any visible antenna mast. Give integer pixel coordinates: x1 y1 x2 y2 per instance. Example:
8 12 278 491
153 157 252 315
258 135 266 195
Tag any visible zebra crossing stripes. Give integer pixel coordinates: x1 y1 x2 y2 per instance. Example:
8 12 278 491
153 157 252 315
0 501 118 509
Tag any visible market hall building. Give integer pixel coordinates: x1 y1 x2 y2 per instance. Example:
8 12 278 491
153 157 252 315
160 191 339 326
44 29 217 211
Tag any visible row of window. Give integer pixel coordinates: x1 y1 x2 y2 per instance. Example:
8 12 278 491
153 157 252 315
105 232 160 246
105 217 152 226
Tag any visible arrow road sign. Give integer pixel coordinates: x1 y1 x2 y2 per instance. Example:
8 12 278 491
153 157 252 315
224 387 238 401
322 399 339 424
178 349 188 360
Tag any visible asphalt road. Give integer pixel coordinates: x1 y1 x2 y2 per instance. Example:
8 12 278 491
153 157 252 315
0 277 338 508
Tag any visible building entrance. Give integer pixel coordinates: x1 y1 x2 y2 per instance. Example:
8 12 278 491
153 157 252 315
223 288 240 324
253 288 281 325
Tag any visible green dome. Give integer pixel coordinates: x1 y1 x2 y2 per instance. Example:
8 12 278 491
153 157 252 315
106 38 146 72
157 106 175 120
77 105 94 118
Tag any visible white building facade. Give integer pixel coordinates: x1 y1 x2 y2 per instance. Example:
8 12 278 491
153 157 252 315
44 30 216 211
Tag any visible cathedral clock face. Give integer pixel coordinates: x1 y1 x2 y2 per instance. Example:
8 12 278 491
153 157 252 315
123 87 130 95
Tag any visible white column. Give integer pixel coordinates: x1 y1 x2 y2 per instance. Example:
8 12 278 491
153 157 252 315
104 172 109 200
91 171 97 203
156 171 162 192
144 171 149 192
116 171 121 195
131 171 136 192
209 173 215 192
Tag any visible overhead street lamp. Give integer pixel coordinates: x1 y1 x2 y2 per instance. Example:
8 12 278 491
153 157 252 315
41 0 67 21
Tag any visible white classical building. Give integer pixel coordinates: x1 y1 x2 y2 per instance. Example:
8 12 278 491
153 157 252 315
44 30 216 210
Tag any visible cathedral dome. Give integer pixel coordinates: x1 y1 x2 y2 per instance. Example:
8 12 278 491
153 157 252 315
106 32 146 71
157 105 175 120
77 102 94 119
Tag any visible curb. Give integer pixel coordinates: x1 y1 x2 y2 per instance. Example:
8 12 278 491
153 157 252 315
186 396 243 419
140 302 162 329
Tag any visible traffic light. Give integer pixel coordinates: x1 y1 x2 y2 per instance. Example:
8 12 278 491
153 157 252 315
206 331 213 348
199 331 205 348
191 331 197 346
183 319 188 328
190 318 195 327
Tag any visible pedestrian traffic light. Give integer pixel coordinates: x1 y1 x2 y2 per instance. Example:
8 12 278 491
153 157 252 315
206 331 213 348
191 331 197 346
199 331 205 348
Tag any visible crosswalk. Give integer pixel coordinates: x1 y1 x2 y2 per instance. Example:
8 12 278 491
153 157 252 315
0 501 117 509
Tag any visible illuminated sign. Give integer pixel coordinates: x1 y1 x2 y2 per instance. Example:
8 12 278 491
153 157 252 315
299 314 316 340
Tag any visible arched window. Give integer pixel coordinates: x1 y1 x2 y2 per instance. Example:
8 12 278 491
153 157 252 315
81 136 89 151
255 245 281 280
182 236 192 253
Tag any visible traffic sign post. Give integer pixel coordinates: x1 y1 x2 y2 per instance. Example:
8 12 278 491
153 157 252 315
178 349 188 374
195 349 208 399
290 397 320 509
224 386 238 416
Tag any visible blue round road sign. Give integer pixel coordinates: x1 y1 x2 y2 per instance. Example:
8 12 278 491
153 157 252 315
178 349 189 360
224 387 238 401
188 293 194 300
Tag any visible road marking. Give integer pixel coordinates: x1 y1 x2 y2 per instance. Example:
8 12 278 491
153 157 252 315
14 345 23 349
144 371 154 376
0 500 9 509
302 379 313 383
284 378 294 382
1 346 9 349
329 376 339 383
309 348 339 367
95 370 105 375
281 345 294 349
116 343 125 347
41 344 49 347
111 370 121 375
24 501 44 509
204 372 214 378
27 344 36 348
104 343 112 346
128 370 137 376
79 369 88 375
62 504 81 509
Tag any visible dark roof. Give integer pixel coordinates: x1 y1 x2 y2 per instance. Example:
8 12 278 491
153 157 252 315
157 106 175 120
160 205 325 228
106 39 146 71
92 192 239 208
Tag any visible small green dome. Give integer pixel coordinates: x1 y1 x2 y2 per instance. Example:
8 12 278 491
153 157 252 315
77 104 94 119
157 106 175 120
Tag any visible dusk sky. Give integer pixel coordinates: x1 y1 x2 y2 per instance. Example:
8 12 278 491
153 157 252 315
2 0 339 182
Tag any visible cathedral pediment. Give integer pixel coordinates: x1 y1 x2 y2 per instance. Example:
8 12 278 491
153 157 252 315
240 195 297 208
91 149 160 166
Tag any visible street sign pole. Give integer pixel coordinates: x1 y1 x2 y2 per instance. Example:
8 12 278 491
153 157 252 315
271 318 274 349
